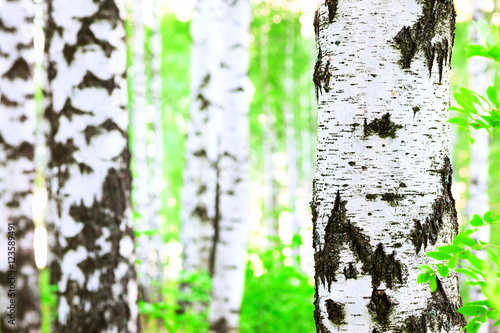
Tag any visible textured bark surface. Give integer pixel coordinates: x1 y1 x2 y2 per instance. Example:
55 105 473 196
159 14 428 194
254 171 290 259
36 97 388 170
0 0 40 331
131 0 150 300
44 0 139 331
208 1 251 332
180 0 220 279
312 1 465 332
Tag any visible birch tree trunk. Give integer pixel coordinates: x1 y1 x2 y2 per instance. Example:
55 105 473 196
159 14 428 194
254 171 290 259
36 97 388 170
44 0 139 331
260 24 278 245
312 1 465 332
208 1 251 332
467 6 490 333
180 0 222 312
150 0 164 302
283 20 299 258
131 0 151 299
0 0 41 331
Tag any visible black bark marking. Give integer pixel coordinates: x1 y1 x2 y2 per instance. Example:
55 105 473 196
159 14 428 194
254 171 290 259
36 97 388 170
325 0 338 22
371 243 403 289
2 58 31 80
53 166 135 333
313 8 320 39
401 278 465 332
78 71 117 95
60 98 94 120
313 191 404 290
313 47 332 98
196 93 211 110
343 262 357 279
380 192 403 207
363 113 402 139
392 0 455 79
326 299 345 325
62 0 119 66
0 135 35 161
210 317 229 333
410 157 457 253
0 18 16 33
368 289 392 324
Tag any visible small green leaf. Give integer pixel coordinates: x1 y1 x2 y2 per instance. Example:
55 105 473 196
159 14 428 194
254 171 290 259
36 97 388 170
487 310 499 319
418 265 435 273
494 318 500 326
448 117 469 127
437 265 449 278
470 214 484 227
417 273 430 284
456 268 479 280
429 274 437 292
426 251 452 261
447 255 459 269
484 211 499 222
458 305 487 316
437 244 463 255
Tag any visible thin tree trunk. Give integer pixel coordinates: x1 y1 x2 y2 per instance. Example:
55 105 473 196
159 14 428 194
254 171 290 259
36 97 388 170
44 0 139 331
283 18 299 258
132 0 151 300
468 4 491 333
312 1 465 332
260 23 278 246
150 0 164 303
180 0 221 312
208 1 251 332
0 0 41 331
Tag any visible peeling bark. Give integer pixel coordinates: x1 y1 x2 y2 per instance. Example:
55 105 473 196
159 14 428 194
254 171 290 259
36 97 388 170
45 0 139 331
0 0 40 331
312 1 464 331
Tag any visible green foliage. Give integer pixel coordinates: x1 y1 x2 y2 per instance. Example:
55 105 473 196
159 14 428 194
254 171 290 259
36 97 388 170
419 212 500 332
139 271 211 333
39 269 57 333
239 244 315 333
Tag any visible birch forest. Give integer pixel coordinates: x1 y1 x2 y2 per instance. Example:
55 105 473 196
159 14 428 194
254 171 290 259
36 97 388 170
3 0 500 332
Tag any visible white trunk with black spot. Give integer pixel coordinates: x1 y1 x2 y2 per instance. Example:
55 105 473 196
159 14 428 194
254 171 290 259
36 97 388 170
0 0 40 331
132 0 150 296
312 1 464 332
181 0 222 276
45 0 138 331
149 0 164 299
208 0 251 332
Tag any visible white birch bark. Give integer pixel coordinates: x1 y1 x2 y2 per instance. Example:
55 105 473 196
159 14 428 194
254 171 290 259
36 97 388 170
0 0 40 331
312 1 464 332
283 22 299 257
131 0 151 298
44 0 139 331
181 0 221 278
149 0 164 301
208 1 251 332
467 3 490 332
260 25 278 244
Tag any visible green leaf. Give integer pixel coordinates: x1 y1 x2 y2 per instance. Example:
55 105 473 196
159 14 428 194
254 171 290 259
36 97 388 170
465 321 481 333
437 244 463 255
484 211 499 222
458 305 487 316
437 265 449 278
454 234 476 247
487 86 499 107
426 251 452 261
447 255 459 269
456 268 479 280
467 44 490 58
466 254 484 271
448 116 469 127
494 318 500 326
487 310 499 319
418 265 435 274
470 214 484 227
417 273 430 284
429 274 437 292
459 87 482 105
